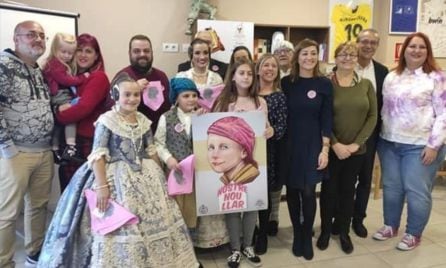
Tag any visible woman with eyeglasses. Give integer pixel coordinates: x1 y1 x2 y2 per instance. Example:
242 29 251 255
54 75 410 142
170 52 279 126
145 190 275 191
317 41 377 254
372 32 446 251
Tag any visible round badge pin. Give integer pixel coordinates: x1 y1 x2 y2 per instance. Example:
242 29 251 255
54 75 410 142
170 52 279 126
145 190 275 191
307 90 317 99
174 123 184 133
211 65 219 71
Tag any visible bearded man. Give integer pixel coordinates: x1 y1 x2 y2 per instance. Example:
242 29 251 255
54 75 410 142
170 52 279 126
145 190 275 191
115 34 170 132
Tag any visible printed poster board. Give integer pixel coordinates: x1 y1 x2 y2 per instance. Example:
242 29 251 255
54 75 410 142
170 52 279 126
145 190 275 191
389 0 418 34
192 112 267 216
197 19 254 64
417 0 446 57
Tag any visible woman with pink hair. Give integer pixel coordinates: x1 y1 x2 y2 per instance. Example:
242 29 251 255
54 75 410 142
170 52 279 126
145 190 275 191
56 33 110 191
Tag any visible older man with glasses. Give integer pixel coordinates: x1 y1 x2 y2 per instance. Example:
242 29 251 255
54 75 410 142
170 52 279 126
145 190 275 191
351 29 389 238
0 20 54 268
273 40 294 78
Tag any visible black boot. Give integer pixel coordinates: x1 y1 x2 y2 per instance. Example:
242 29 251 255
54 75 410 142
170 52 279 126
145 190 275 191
292 224 304 257
340 233 354 254
316 231 330 250
352 219 368 238
302 230 314 260
255 233 268 255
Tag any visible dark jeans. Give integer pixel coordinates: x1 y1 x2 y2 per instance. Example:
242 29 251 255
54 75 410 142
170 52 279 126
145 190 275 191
320 152 364 234
354 132 378 222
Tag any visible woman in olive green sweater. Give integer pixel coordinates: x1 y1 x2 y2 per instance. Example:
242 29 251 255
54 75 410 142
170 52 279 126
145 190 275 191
317 41 377 254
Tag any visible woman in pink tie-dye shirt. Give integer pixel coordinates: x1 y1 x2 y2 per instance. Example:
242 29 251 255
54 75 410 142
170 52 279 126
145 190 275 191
373 32 446 251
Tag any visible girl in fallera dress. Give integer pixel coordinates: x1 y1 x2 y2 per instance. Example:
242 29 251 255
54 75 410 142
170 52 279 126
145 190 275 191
38 73 199 268
212 58 274 268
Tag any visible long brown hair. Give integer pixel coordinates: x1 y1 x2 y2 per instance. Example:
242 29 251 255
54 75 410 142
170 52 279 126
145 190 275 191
395 32 440 74
290 38 321 82
212 58 259 112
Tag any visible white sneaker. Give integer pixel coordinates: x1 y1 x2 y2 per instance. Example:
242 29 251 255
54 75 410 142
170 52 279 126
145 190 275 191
397 233 421 251
227 250 241 268
373 225 398 241
242 246 262 267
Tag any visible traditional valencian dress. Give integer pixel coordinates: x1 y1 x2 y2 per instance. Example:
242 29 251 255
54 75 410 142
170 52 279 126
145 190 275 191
38 109 199 268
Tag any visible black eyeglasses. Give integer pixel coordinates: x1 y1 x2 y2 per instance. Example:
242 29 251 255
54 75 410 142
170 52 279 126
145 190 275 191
16 31 48 41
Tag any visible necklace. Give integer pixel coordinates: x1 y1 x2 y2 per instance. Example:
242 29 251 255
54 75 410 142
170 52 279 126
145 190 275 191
129 124 143 159
114 108 143 163
192 68 209 78
116 107 137 123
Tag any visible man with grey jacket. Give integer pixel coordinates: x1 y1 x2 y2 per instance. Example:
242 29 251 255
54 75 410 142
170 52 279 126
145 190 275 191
0 20 54 268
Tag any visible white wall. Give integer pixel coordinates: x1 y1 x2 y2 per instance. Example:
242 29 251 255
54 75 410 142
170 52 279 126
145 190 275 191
4 0 193 78
5 0 444 77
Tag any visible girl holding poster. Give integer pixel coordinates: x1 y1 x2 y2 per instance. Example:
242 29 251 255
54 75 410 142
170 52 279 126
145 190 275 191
212 58 273 268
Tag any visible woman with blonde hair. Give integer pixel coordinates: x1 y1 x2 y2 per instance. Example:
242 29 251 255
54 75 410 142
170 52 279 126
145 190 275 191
253 53 287 255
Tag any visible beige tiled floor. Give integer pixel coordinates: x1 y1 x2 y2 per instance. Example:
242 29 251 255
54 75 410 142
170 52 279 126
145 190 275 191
13 180 446 268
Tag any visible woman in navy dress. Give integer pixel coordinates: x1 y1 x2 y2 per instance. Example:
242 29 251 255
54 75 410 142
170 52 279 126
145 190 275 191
281 39 333 260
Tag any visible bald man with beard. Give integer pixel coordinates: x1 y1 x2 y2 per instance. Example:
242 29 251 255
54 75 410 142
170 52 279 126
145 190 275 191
0 20 54 268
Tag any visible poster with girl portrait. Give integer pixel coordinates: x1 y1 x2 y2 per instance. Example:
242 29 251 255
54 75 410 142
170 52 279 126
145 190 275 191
192 111 267 216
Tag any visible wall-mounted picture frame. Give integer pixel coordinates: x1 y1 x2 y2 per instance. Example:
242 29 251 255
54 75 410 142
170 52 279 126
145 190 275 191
389 0 418 35
417 0 446 58
394 42 403 62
